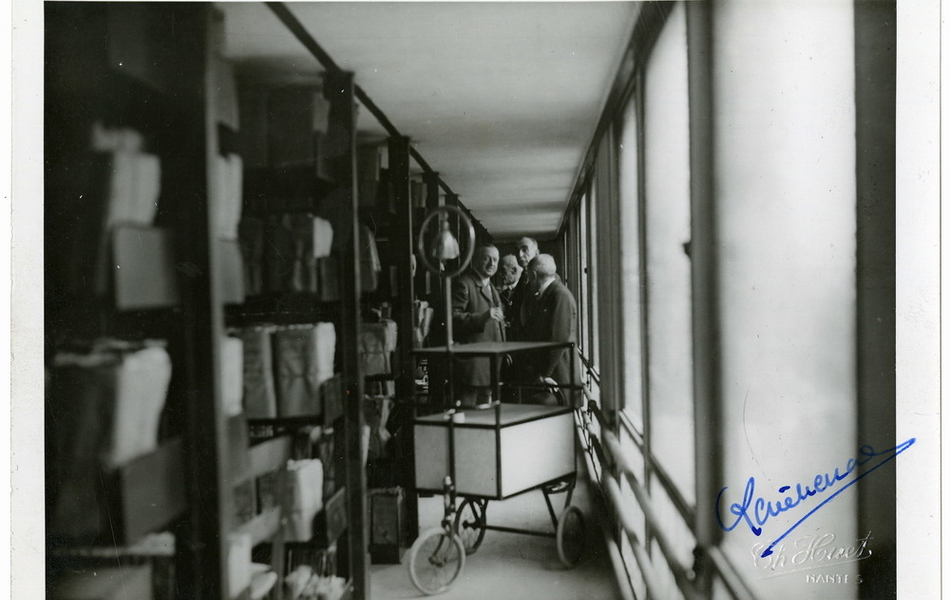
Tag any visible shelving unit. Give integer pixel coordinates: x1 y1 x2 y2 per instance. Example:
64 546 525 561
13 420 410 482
44 3 488 599
223 63 369 600
44 4 220 599
42 4 369 599
226 296 341 328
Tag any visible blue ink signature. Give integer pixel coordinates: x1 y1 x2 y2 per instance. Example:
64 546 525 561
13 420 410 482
716 438 915 558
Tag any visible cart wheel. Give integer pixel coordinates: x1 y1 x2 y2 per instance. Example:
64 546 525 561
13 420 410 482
556 506 585 568
407 527 466 595
454 498 487 555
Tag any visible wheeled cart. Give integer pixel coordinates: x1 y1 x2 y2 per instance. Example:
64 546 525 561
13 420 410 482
406 341 586 595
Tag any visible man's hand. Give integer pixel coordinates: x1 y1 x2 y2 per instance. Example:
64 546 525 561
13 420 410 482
484 307 504 324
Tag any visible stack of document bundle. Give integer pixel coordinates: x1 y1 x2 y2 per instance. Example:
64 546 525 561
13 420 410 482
283 458 324 541
49 339 172 538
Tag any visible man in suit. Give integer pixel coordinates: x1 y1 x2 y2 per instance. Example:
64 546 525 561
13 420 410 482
519 254 581 405
451 244 505 407
509 236 539 340
494 254 522 338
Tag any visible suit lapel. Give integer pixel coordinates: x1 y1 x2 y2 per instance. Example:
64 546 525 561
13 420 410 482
478 281 495 305
537 280 556 305
493 285 507 341
522 287 543 334
527 282 559 332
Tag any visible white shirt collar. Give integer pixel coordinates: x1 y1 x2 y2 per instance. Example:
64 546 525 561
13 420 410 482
537 277 555 295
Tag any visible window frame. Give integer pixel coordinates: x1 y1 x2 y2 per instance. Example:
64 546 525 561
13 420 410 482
551 3 756 600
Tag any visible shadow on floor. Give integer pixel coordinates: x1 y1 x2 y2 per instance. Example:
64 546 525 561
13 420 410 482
369 465 618 600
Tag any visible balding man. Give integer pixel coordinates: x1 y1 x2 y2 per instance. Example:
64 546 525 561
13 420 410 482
451 244 505 406
509 236 540 340
519 254 581 405
494 254 522 337
515 237 540 271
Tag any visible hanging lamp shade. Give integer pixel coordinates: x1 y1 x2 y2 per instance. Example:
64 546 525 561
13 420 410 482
430 221 460 261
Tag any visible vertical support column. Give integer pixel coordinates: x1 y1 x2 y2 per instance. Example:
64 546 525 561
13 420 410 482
324 70 368 600
389 135 419 540
390 136 415 400
445 192 460 246
685 1 721 594
583 179 597 384
422 171 443 343
423 171 441 209
854 3 896 597
421 171 446 410
175 5 230 599
631 67 658 560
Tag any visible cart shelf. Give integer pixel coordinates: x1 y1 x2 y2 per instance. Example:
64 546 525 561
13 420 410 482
413 340 570 356
414 404 574 500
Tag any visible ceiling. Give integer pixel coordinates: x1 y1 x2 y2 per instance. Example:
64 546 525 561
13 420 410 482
219 2 638 240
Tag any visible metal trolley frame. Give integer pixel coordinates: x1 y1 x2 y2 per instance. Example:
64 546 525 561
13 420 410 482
406 341 586 595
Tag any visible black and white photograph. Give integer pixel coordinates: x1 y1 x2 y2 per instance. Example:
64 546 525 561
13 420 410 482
8 1 943 599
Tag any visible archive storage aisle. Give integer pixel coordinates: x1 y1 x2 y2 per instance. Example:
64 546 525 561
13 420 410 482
38 2 906 600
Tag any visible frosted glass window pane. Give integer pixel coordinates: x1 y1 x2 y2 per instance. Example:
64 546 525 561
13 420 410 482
620 534 648 600
653 481 697 568
712 577 732 600
571 214 582 347
589 178 599 366
650 537 688 600
643 2 694 505
710 2 858 600
579 193 589 357
618 96 643 429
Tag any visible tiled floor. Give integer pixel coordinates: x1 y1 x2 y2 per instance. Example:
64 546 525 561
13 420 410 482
369 466 619 600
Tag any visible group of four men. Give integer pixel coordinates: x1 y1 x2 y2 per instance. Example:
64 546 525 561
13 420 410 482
450 236 580 407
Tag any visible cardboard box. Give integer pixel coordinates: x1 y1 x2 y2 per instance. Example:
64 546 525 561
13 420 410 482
111 226 181 310
356 144 381 207
267 88 321 169
317 257 341 302
227 415 250 483
238 88 270 168
117 438 188 544
370 488 406 545
369 487 407 564
49 436 186 545
313 486 348 547
216 238 246 305
321 375 344 427
233 479 257 525
106 4 171 94
256 471 280 513
52 564 153 600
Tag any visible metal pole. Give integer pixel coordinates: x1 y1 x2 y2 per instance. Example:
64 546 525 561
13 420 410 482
494 354 502 498
325 69 368 599
444 275 454 348
444 274 457 493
